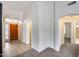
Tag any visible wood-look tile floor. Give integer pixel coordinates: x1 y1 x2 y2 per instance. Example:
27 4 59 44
3 40 31 57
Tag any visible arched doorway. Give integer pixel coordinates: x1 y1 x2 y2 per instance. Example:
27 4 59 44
59 15 79 47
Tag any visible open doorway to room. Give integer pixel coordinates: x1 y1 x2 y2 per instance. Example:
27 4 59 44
59 15 79 47
64 22 71 43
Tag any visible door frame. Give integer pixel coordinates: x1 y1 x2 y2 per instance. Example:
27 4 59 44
59 18 75 46
64 22 72 43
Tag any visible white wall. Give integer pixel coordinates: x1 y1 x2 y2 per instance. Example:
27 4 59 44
22 7 32 45
32 1 54 52
55 1 79 51
22 20 32 45
39 1 54 51
23 8 32 20
22 21 27 44
32 2 39 51
3 10 23 20
2 1 33 20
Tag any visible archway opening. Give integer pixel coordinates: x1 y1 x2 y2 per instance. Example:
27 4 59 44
59 15 79 46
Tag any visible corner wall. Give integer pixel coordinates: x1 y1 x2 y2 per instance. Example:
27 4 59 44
39 1 54 51
32 1 54 52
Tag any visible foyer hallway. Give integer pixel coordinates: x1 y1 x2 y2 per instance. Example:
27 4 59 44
3 40 31 57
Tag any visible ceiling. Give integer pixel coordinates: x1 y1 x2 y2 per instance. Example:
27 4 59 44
1 1 33 12
0 1 34 20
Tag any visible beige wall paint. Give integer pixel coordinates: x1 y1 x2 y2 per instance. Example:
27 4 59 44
76 28 79 39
